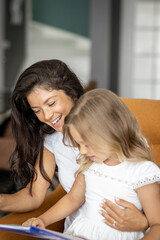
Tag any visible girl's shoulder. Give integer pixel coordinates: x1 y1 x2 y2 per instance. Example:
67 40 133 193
84 161 160 189
128 160 159 172
128 161 160 189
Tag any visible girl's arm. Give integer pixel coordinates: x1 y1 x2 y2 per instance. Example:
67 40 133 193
0 147 56 212
100 198 148 231
137 182 160 239
23 173 85 228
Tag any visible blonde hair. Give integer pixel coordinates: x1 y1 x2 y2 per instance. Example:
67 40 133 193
63 89 152 175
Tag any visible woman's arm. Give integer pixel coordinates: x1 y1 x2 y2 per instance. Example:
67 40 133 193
23 173 86 228
0 147 56 212
100 198 149 231
137 182 160 240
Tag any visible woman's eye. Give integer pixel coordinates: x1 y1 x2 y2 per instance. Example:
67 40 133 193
34 110 40 114
48 102 55 107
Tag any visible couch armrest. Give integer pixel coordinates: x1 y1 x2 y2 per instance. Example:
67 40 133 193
0 184 66 240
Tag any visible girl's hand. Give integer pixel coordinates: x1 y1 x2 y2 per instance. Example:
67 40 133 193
100 198 149 232
22 217 45 229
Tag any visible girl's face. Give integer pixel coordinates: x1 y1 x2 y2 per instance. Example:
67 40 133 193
69 125 119 165
27 87 74 132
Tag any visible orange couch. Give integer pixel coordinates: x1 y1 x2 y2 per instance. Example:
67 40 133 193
122 98 160 168
0 97 160 240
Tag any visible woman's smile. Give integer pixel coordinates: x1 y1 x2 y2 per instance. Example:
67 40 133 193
51 115 62 127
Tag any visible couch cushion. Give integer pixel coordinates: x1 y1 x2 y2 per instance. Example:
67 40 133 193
122 98 160 145
151 144 160 168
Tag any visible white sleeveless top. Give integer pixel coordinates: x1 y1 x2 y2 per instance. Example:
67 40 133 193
44 131 82 229
44 131 79 192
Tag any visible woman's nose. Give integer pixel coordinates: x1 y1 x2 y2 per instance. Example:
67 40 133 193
43 109 53 121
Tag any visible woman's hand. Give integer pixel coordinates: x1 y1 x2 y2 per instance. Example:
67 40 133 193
100 198 149 232
22 217 45 229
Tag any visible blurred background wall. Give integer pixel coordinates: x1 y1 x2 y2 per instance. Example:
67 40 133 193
0 0 160 122
32 0 89 37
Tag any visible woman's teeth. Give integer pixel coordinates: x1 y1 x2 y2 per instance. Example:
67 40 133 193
52 115 61 124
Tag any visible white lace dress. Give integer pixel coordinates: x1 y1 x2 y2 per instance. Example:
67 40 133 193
66 161 160 240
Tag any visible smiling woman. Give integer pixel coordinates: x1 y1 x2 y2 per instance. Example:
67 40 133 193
10 59 83 193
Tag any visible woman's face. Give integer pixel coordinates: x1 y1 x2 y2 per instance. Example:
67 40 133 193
27 87 75 132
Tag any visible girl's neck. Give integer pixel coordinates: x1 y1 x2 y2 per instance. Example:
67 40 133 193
104 154 120 166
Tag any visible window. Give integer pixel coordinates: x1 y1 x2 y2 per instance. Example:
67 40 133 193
119 0 160 99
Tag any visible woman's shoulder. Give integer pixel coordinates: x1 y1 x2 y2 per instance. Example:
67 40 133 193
44 131 62 143
45 131 62 141
44 132 63 153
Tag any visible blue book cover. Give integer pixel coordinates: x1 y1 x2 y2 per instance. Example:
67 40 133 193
0 224 84 240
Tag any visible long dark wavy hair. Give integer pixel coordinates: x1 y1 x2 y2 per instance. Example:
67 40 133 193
10 59 84 194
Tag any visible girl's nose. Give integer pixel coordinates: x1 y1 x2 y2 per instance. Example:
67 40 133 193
80 145 87 155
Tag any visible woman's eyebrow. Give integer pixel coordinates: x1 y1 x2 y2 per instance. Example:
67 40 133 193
43 95 57 104
31 106 39 109
30 95 58 109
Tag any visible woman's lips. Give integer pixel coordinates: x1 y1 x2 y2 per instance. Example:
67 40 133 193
51 115 62 126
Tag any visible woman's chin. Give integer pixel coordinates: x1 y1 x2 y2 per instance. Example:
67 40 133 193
51 125 63 132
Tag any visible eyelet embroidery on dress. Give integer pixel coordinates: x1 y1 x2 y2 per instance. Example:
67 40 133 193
86 168 160 189
133 175 160 188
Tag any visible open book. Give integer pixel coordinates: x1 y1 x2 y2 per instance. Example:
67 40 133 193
0 224 84 240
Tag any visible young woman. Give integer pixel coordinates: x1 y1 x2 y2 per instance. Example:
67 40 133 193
23 89 160 240
0 60 148 233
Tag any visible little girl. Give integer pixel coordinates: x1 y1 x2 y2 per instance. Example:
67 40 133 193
23 89 160 240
